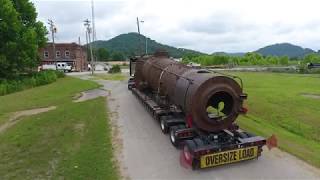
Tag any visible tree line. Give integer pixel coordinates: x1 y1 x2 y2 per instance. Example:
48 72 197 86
93 48 126 61
182 52 320 67
182 52 290 66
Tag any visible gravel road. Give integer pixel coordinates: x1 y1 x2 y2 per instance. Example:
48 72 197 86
79 75 320 180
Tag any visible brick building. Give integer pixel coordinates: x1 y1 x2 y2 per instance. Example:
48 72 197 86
39 43 88 71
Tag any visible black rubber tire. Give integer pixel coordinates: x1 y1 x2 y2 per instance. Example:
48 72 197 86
169 126 181 148
160 118 169 134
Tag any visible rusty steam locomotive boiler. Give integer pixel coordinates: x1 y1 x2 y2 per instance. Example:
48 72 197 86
133 52 247 132
129 51 268 169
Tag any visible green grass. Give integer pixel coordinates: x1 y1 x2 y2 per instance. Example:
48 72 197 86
120 65 129 69
0 77 118 179
93 73 127 81
0 77 99 114
227 72 320 167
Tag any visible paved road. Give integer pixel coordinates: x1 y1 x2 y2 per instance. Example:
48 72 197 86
80 76 320 180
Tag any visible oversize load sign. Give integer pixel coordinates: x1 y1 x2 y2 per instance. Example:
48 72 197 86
200 146 258 168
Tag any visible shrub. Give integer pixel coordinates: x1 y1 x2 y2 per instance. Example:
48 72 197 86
34 71 56 86
0 70 64 96
108 65 121 74
54 70 66 78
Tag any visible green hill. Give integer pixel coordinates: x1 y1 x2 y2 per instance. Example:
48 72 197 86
91 33 317 60
91 32 203 58
255 43 315 58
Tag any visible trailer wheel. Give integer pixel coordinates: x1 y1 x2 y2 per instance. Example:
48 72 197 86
160 118 169 134
170 126 181 148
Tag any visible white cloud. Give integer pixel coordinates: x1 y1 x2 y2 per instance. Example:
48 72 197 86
32 0 320 53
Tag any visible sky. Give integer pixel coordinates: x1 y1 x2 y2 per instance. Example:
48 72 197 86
32 0 320 53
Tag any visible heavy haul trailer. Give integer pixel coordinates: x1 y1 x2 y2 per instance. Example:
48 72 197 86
128 52 267 169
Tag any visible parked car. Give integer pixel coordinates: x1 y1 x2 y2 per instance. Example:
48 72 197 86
42 64 56 71
56 62 72 72
41 62 73 72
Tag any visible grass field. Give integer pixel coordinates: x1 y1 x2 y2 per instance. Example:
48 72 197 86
227 72 320 167
92 73 127 81
0 77 118 179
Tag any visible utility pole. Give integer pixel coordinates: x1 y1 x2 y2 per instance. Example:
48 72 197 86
84 19 94 75
48 19 57 66
78 36 83 72
91 0 98 62
136 17 143 56
85 29 89 62
91 0 96 41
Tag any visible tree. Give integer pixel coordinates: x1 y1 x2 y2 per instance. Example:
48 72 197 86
303 53 320 64
111 51 125 61
0 0 47 79
279 56 289 65
95 48 109 61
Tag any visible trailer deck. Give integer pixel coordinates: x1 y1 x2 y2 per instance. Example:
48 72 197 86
129 79 266 169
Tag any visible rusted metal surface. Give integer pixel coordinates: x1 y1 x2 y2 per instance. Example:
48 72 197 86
134 52 245 132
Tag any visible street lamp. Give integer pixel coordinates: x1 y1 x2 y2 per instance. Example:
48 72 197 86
140 20 148 55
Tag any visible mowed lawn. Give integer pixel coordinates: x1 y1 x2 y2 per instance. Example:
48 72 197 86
0 77 118 179
228 72 320 167
92 73 127 81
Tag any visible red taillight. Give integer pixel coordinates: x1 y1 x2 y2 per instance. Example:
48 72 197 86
177 130 193 138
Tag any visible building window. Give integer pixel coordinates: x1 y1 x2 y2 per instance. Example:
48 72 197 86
44 51 49 58
56 51 61 58
65 50 70 58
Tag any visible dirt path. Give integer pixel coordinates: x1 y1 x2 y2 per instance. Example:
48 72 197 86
301 93 320 99
0 106 56 134
73 89 109 102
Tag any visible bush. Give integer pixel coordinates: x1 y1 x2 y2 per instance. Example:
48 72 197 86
54 70 66 78
108 65 121 74
0 70 64 96
34 71 57 86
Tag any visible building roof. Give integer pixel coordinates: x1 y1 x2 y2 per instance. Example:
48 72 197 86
46 42 84 47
